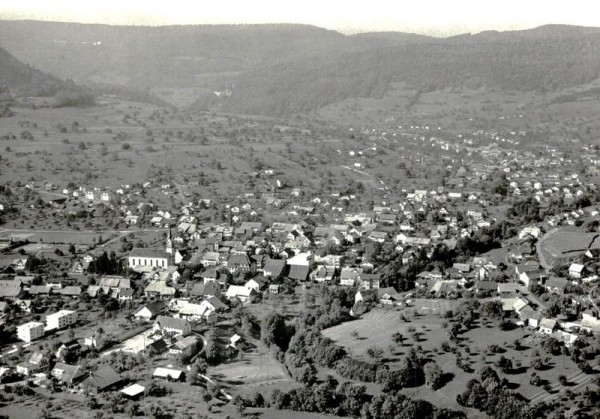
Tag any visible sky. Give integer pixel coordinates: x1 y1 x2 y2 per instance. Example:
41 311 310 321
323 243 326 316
1 0 600 36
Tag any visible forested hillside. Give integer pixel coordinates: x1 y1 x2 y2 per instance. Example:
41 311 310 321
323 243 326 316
1 21 599 115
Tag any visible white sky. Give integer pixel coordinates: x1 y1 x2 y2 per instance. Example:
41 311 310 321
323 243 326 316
1 0 599 36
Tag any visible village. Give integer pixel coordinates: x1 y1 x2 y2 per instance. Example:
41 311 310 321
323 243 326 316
1 102 600 419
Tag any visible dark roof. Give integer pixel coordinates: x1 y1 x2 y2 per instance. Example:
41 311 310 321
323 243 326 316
287 265 310 281
155 315 189 331
190 281 220 297
228 253 251 266
147 339 168 353
83 366 122 391
205 296 228 310
263 259 286 277
142 300 166 316
51 363 85 385
129 248 169 259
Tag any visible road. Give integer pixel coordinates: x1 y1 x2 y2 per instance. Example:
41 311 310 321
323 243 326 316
536 227 558 272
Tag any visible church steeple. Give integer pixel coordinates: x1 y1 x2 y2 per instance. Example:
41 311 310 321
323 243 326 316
166 228 173 255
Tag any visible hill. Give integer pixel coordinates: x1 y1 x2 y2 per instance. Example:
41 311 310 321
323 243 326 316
0 45 93 107
1 21 599 114
209 26 600 115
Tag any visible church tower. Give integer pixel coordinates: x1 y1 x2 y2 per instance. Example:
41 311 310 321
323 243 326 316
166 228 173 255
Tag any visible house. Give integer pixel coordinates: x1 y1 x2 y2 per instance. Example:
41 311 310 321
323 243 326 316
16 352 51 376
0 281 23 301
269 284 281 294
169 335 199 355
56 339 82 361
311 265 336 282
201 252 220 267
229 334 244 349
118 289 134 301
287 265 310 282
45 310 78 331
17 321 45 342
144 281 176 298
227 253 254 273
545 277 570 294
84 330 105 349
190 281 221 299
539 318 558 335
245 276 267 293
82 366 122 393
355 289 377 304
153 367 184 382
263 259 287 278
60 286 82 298
146 339 168 356
340 267 363 286
225 285 256 303
201 268 221 284
377 287 399 305
568 263 585 279
121 383 146 400
51 363 86 387
134 301 166 321
154 315 191 336
498 283 519 295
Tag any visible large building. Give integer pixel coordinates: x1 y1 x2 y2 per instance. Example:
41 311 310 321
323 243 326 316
17 321 45 342
128 248 171 269
45 310 78 331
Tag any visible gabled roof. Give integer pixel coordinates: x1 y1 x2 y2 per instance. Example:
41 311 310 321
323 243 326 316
129 248 169 259
138 300 166 316
83 365 121 390
205 296 227 310
263 259 286 277
51 362 85 384
226 285 254 298
153 367 183 380
287 265 309 281
227 253 251 266
155 315 189 331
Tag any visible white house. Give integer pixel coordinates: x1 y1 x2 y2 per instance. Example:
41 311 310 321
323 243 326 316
568 263 585 279
539 318 558 335
153 315 191 336
225 285 256 303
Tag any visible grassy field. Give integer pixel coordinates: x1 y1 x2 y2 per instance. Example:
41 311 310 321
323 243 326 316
321 305 595 410
212 343 299 398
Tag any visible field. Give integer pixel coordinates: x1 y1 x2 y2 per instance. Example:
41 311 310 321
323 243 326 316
212 344 300 398
538 228 600 267
322 305 596 411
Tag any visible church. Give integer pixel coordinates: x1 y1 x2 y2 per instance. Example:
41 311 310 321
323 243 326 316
127 229 182 269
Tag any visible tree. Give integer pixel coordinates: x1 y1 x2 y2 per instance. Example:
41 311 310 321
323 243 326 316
366 346 384 361
392 332 405 346
495 356 513 373
424 362 444 390
558 375 568 386
261 312 288 350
